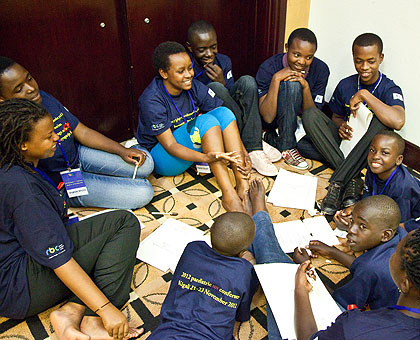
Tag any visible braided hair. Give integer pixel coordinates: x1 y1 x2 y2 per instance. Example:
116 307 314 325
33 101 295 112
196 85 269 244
401 228 420 292
0 98 49 171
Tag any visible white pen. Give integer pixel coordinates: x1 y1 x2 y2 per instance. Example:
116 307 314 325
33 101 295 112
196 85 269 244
151 212 178 216
132 164 139 179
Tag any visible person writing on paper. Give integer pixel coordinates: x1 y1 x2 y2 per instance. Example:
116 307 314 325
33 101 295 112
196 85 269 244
295 228 420 340
136 41 252 212
147 212 258 339
250 194 405 339
302 33 405 215
0 99 143 340
186 20 281 176
335 131 420 232
0 56 154 210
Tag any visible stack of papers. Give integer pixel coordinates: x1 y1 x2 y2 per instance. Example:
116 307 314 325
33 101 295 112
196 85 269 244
340 104 373 158
254 263 342 339
274 216 340 253
268 169 318 214
136 219 210 272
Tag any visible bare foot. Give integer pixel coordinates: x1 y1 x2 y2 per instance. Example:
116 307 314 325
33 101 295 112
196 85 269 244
80 316 143 340
249 178 267 215
242 190 253 216
221 189 245 212
50 302 90 340
236 180 250 201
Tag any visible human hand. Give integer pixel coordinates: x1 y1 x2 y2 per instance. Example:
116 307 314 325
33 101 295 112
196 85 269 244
293 247 311 264
206 151 241 165
338 122 353 140
119 147 146 166
334 206 353 231
204 63 225 85
288 72 309 89
237 153 252 179
295 260 315 293
97 304 129 339
307 240 333 258
240 250 256 265
349 90 366 117
273 67 297 82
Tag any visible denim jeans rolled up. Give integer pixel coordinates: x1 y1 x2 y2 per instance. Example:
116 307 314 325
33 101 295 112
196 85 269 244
67 144 154 209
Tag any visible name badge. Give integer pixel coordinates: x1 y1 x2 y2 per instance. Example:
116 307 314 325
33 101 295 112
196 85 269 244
195 162 211 174
60 168 89 197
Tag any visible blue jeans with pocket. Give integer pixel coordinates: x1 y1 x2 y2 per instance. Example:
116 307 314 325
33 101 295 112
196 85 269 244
250 211 293 340
67 144 154 209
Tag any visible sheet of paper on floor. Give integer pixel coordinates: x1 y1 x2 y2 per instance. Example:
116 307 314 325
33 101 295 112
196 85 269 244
136 218 210 272
267 168 318 214
254 263 342 340
274 216 340 253
340 104 373 158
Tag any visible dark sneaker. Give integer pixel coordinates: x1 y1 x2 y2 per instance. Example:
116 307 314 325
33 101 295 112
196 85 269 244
321 182 343 215
342 177 364 208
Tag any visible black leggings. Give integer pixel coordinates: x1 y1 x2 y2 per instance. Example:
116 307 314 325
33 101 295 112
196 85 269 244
25 210 140 317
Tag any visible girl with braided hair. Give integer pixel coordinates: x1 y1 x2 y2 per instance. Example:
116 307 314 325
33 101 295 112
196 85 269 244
0 99 143 339
294 227 420 340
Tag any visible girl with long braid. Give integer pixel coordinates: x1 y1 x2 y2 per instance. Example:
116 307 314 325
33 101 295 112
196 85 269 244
0 99 143 340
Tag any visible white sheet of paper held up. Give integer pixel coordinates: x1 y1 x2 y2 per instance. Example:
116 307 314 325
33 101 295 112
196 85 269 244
267 168 318 214
340 104 373 158
254 263 342 340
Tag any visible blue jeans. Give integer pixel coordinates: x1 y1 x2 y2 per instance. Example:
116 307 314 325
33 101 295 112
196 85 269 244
68 145 154 209
208 75 263 151
151 107 236 176
263 81 302 152
250 211 293 340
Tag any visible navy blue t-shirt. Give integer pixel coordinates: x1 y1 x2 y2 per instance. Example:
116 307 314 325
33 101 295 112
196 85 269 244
0 165 73 319
37 90 80 184
333 227 407 310
189 52 234 90
136 77 223 150
256 53 330 109
329 73 405 120
148 241 258 340
309 308 420 340
363 165 420 231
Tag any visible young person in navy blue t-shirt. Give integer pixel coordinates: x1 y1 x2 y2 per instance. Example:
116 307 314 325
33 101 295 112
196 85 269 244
148 211 258 339
186 20 281 177
335 131 420 232
0 57 154 210
136 41 252 212
294 227 420 340
0 99 143 339
302 33 405 215
256 28 330 170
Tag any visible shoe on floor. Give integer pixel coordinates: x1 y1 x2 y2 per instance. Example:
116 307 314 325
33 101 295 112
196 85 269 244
321 181 343 215
342 177 364 208
248 150 279 176
282 148 309 170
262 140 282 162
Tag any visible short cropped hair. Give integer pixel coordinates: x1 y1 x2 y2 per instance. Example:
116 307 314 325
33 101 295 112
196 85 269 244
0 56 17 95
187 20 216 43
375 130 405 155
352 33 383 54
287 28 317 50
357 195 401 230
152 41 186 75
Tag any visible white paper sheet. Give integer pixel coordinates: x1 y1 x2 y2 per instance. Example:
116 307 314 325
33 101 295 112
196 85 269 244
136 219 209 272
340 104 373 158
267 168 318 213
254 263 342 340
273 216 340 253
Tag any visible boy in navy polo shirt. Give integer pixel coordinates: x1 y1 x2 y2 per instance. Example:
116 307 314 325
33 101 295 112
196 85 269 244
302 33 405 215
186 20 280 177
147 212 258 339
334 131 420 232
256 28 330 170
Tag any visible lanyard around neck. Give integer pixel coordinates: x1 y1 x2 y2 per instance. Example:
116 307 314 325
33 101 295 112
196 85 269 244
358 71 382 94
163 84 197 124
191 58 205 79
28 164 61 195
372 166 398 196
57 140 71 170
390 305 420 315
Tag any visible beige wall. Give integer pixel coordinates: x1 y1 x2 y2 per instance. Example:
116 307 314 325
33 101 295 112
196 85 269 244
284 0 311 50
